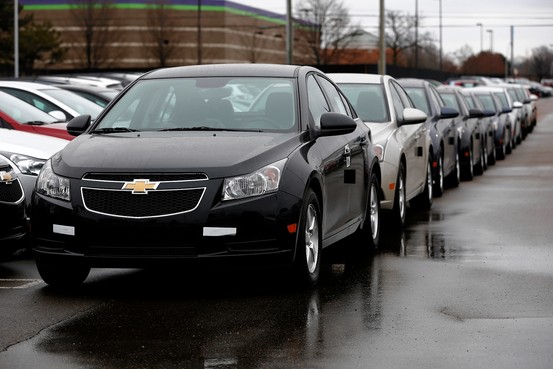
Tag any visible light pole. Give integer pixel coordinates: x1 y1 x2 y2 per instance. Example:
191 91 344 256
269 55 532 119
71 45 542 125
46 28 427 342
14 0 19 77
378 0 385 74
286 0 292 64
476 23 483 53
197 0 202 64
438 0 442 71
486 29 493 52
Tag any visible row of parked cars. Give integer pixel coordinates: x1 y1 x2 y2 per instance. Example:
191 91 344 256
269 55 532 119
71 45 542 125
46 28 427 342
0 65 542 288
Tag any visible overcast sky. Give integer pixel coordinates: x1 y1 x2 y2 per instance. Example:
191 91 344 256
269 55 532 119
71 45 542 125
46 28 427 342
233 0 553 61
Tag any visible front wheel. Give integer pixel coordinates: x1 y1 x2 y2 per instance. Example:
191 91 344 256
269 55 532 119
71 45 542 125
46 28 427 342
391 163 407 227
293 189 322 288
36 259 90 288
411 157 433 210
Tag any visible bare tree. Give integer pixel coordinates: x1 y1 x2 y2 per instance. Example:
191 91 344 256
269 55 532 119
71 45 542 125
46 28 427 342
70 0 118 69
294 0 363 65
145 0 178 67
386 10 433 67
529 46 553 81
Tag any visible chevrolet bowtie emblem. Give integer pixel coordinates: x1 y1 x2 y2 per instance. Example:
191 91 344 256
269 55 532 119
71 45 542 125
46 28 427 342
0 171 13 183
122 179 159 194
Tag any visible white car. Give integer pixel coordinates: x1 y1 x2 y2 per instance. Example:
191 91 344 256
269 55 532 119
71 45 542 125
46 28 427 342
0 81 103 121
0 129 69 206
328 73 429 226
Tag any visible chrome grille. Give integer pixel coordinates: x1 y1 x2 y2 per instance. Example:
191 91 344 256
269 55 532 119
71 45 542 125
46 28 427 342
82 187 205 218
0 179 24 204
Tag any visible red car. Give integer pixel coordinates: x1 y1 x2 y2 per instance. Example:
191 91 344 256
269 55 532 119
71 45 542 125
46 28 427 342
0 91 72 140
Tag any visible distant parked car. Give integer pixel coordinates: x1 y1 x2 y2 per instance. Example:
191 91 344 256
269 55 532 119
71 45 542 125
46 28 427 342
464 86 515 160
328 72 431 226
54 84 119 108
0 81 103 121
0 154 28 257
0 91 72 140
0 129 69 207
437 85 490 180
398 78 460 197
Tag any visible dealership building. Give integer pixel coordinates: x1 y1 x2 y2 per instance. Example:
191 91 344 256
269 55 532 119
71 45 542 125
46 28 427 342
20 0 308 71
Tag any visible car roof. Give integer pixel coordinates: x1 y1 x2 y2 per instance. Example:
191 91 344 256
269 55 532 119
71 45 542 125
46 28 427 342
141 63 319 79
326 73 386 84
397 78 427 87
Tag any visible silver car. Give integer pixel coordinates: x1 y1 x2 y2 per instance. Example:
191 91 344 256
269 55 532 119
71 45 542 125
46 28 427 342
0 129 69 207
328 73 429 227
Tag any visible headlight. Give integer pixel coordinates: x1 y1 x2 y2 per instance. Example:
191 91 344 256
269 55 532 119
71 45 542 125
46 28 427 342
222 158 287 201
1 153 45 176
35 159 71 201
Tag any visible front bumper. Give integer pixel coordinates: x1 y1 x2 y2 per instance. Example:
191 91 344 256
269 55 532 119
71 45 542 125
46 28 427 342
31 180 303 268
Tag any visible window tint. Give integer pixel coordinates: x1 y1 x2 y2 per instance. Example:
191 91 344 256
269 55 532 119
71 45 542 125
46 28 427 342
316 76 348 115
439 92 460 110
404 87 430 115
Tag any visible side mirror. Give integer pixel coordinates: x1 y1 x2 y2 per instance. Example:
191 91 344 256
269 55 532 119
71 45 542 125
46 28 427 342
67 114 91 136
467 108 485 118
399 107 427 126
512 101 523 109
530 94 538 101
482 109 496 117
319 112 357 136
439 106 459 119
500 106 513 114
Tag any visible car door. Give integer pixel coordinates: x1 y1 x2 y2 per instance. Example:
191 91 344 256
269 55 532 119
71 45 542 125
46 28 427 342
430 86 457 174
317 75 369 225
306 74 350 238
311 74 368 235
389 80 427 196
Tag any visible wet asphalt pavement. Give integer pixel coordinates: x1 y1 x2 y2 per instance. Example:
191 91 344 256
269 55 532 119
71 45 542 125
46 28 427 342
1 99 553 369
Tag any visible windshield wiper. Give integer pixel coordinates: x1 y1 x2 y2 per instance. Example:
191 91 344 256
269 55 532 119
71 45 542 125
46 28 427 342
92 127 139 133
25 121 48 126
160 126 262 132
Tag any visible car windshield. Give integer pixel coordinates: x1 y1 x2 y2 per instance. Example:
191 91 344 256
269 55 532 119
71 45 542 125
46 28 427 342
40 88 104 119
475 94 495 111
95 77 298 133
337 83 389 123
0 91 58 124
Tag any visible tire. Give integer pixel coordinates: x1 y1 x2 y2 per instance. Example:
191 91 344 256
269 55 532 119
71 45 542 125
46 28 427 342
488 140 496 165
447 151 460 188
391 162 407 227
36 260 90 288
365 172 381 249
293 188 322 288
433 155 444 197
474 143 485 176
412 157 433 210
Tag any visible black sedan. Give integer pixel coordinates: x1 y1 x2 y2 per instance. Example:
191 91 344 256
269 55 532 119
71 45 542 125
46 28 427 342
398 78 460 197
30 64 381 288
0 155 27 257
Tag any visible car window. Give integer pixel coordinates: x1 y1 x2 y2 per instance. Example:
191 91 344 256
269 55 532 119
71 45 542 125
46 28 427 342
41 88 104 119
493 92 510 109
338 82 389 123
403 87 430 115
462 93 477 109
439 92 459 110
316 76 348 115
475 93 495 111
307 75 330 129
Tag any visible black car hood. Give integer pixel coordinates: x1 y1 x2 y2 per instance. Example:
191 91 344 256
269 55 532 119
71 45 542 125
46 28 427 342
53 131 301 179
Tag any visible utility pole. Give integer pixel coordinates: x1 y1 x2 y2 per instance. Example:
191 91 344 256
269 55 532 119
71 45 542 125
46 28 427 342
378 0 386 74
476 23 483 53
14 0 19 77
197 0 202 64
286 0 292 64
439 0 442 71
415 0 418 69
